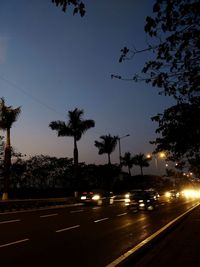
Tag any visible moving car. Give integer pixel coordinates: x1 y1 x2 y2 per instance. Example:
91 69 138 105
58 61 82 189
125 189 159 211
165 189 180 199
80 190 114 206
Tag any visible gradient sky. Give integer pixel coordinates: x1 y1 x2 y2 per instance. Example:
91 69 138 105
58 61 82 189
0 0 175 174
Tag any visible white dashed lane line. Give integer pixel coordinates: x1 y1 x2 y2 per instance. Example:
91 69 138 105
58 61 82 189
70 209 84 213
0 219 21 224
56 224 80 233
40 213 58 218
94 217 109 223
117 213 127 217
0 238 29 248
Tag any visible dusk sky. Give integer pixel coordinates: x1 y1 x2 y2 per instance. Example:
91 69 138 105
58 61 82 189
0 0 175 174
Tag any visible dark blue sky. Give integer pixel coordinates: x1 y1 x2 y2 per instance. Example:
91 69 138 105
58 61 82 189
0 0 174 174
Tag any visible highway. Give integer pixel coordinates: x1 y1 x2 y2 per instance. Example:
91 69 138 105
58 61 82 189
0 198 199 267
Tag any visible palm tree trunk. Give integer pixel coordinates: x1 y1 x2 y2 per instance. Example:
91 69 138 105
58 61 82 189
2 128 11 200
108 153 111 165
73 136 79 196
128 167 131 176
140 165 143 176
73 138 78 168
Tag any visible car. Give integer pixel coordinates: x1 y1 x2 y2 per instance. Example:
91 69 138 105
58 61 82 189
165 189 180 199
80 190 114 206
125 189 159 211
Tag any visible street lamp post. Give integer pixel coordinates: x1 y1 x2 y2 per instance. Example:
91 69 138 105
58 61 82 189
118 134 130 167
146 152 166 173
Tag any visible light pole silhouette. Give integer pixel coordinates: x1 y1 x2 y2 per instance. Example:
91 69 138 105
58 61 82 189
118 134 130 167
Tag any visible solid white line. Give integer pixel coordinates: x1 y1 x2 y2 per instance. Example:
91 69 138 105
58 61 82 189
56 224 80 233
106 203 200 267
117 213 127 217
40 213 58 218
0 219 21 224
70 209 84 213
0 238 29 248
94 217 109 223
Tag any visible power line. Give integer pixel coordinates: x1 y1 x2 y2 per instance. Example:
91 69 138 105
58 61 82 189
0 74 66 118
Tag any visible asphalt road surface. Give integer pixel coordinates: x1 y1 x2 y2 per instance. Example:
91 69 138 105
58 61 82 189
0 198 198 267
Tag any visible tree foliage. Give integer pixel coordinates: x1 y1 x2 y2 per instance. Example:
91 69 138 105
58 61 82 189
116 0 200 172
119 0 200 102
52 0 85 17
151 97 200 162
0 98 21 199
49 108 95 168
133 153 150 176
94 134 118 165
120 152 135 176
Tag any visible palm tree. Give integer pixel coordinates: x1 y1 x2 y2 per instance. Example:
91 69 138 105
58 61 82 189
49 108 95 172
121 152 135 176
94 134 118 165
133 153 150 176
0 98 21 200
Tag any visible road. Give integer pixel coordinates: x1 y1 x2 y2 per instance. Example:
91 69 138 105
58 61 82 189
0 198 198 267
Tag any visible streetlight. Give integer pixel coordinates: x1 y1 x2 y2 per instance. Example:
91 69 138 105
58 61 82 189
146 152 166 171
118 134 130 167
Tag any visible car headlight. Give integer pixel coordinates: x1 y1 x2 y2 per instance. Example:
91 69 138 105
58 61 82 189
81 196 86 200
92 194 100 200
165 192 171 197
138 199 144 203
125 193 130 198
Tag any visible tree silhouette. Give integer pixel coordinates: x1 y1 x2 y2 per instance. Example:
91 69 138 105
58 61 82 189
118 0 200 101
49 108 95 184
120 152 135 176
52 0 85 16
0 98 21 200
94 134 118 165
115 0 200 169
133 153 150 176
151 98 200 165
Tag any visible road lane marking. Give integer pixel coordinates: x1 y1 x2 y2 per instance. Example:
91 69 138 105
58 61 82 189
0 238 29 248
56 224 80 233
0 219 21 224
117 213 127 217
106 202 200 267
40 213 58 218
92 207 101 210
70 210 83 213
94 217 109 223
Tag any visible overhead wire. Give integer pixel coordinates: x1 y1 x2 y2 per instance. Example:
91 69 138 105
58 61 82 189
0 74 104 137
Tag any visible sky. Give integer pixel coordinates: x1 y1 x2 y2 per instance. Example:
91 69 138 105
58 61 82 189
0 0 175 174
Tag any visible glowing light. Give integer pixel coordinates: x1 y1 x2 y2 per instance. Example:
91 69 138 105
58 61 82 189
92 194 100 200
159 152 166 158
182 189 200 198
165 192 171 198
